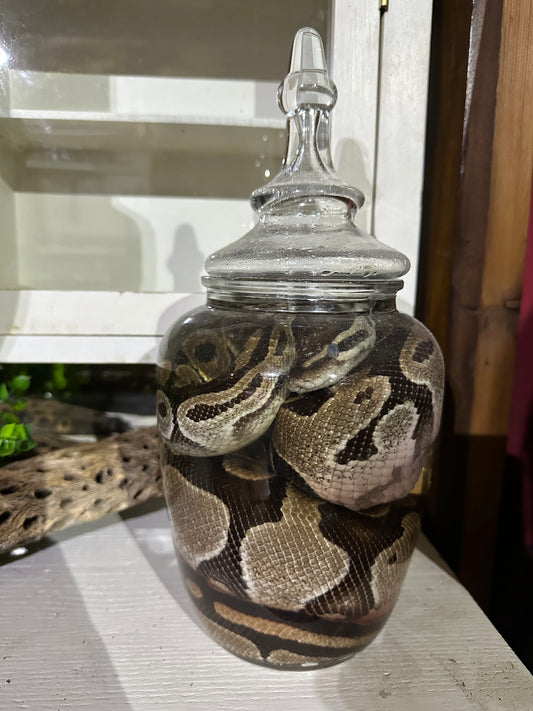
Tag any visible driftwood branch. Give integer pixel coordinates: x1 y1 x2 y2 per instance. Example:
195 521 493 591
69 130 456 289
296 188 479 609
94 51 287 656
4 396 132 437
0 426 162 552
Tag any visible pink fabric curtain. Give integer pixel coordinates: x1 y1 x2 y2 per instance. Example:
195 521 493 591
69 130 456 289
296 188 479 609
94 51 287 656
507 182 533 550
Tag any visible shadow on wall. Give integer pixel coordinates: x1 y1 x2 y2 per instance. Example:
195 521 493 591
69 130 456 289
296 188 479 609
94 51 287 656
16 195 147 292
334 137 373 230
167 223 204 293
140 223 205 363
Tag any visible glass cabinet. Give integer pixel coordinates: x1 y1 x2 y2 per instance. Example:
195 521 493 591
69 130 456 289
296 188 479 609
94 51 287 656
0 0 432 363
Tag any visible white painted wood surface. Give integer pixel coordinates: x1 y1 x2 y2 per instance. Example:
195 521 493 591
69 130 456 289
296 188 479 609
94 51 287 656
0 291 202 336
0 290 204 363
373 1 434 314
330 0 381 234
1 504 531 711
0 335 158 364
6 71 283 128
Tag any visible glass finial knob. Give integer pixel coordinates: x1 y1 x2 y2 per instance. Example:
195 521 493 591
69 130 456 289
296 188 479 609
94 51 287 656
205 26 409 284
277 27 337 115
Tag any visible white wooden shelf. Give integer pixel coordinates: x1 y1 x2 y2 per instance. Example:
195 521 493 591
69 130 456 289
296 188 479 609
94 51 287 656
6 111 285 129
0 291 200 336
0 335 162 364
1 504 531 710
0 291 205 363
5 71 284 128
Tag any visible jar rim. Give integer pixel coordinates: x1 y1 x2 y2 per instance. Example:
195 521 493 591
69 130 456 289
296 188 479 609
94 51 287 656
202 276 401 312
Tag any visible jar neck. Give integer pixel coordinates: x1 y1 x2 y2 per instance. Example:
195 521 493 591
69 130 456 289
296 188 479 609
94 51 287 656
259 195 354 225
202 277 401 313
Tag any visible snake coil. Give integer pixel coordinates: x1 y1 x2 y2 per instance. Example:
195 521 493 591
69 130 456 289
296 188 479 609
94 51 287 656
157 308 443 669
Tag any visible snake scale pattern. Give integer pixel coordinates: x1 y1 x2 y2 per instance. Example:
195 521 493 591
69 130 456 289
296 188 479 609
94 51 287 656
157 307 444 669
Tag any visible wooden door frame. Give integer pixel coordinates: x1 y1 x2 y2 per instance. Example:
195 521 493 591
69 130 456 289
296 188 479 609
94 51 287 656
418 0 533 607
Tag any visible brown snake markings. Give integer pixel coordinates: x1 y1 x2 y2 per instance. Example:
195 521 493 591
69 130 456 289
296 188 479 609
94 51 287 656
158 310 443 667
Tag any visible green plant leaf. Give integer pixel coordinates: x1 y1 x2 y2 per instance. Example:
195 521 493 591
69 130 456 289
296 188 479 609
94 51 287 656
52 364 68 391
19 426 36 451
0 421 35 457
11 374 31 394
0 412 19 425
0 383 9 402
0 423 16 439
13 423 27 440
0 439 17 457
12 398 27 411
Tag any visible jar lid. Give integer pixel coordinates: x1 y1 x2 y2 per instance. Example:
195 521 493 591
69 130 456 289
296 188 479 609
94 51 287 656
204 27 409 288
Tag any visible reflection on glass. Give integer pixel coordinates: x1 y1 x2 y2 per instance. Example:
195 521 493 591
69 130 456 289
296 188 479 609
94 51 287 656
0 1 331 291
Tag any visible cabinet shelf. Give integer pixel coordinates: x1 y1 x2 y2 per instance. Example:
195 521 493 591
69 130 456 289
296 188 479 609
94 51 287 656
0 118 285 197
0 290 203 363
4 70 284 128
0 0 433 362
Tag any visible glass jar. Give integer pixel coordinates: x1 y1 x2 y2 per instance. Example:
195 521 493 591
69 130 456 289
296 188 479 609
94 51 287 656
157 28 444 670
